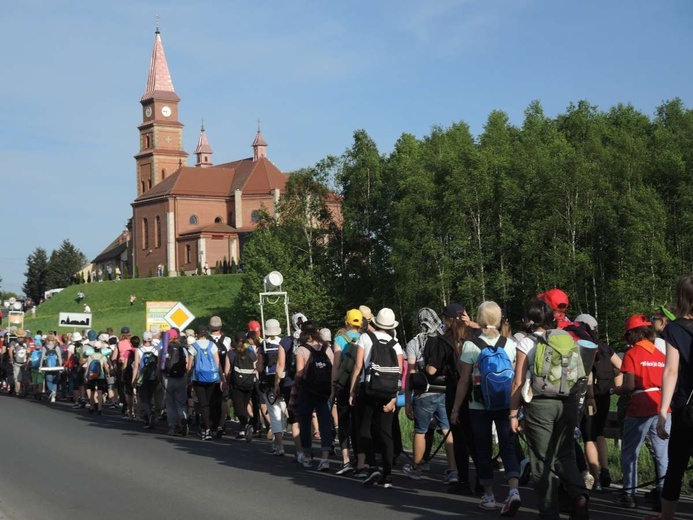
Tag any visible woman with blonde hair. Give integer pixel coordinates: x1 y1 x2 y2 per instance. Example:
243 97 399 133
452 301 521 515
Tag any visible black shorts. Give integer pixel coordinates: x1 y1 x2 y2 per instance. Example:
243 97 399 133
581 393 611 442
86 379 108 392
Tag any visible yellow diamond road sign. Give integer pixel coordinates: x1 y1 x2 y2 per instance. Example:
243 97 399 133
163 302 195 331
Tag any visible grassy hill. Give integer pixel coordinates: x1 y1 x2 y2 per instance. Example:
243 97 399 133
19 275 244 336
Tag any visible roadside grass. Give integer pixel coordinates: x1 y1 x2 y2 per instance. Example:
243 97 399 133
20 275 244 335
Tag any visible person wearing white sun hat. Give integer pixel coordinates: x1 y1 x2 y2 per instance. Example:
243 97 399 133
349 308 403 488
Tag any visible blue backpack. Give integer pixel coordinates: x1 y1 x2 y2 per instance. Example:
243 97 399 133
473 337 514 411
45 347 60 368
29 349 43 369
192 341 220 383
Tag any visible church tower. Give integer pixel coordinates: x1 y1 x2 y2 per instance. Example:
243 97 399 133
135 27 188 196
194 121 213 167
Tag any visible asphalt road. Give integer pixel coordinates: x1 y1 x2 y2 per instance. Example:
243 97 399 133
1 395 692 520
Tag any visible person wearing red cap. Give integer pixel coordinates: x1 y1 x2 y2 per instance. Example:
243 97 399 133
537 288 571 329
614 314 670 509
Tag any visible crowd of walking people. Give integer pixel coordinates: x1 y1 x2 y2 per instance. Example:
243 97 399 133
2 275 693 520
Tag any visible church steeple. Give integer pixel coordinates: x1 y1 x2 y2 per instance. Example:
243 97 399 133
252 121 268 162
141 25 179 103
195 120 213 168
135 26 188 197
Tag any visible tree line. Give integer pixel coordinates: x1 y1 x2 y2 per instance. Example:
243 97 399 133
234 98 693 347
23 240 86 304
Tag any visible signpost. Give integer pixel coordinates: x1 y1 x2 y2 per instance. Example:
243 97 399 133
8 311 24 330
163 302 195 331
146 301 179 332
58 312 93 328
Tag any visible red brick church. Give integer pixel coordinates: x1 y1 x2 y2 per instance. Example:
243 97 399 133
93 28 297 277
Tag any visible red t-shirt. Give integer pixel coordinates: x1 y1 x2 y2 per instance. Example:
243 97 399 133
621 340 667 417
118 339 134 364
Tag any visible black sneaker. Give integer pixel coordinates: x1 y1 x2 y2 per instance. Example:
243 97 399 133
180 421 189 437
363 468 382 487
616 492 636 509
599 468 612 488
336 462 354 475
148 415 156 430
353 467 369 479
377 475 393 489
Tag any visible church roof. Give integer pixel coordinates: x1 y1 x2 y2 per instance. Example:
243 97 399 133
178 223 238 237
141 29 180 103
252 131 268 147
92 232 130 263
133 157 287 202
195 125 213 154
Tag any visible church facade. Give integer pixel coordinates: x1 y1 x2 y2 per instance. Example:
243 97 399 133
127 28 289 277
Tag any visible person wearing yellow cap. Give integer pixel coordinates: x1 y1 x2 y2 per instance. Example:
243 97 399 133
331 309 363 475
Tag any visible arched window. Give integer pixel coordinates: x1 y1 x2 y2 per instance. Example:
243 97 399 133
145 135 151 149
142 218 149 249
161 168 166 180
214 216 222 224
155 216 161 248
189 215 198 225
141 181 145 193
185 245 191 264
148 179 152 190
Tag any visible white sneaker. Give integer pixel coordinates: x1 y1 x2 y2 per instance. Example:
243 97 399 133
479 494 496 510
317 459 330 472
500 491 521 517
442 470 459 485
50 392 56 403
302 455 313 468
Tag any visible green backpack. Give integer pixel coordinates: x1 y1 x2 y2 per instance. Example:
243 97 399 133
333 332 359 391
531 329 586 398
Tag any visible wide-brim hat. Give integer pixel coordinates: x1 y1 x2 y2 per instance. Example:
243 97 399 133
15 329 27 338
373 308 399 330
72 332 83 342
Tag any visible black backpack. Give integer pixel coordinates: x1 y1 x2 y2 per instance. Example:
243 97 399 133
365 332 400 400
303 345 332 397
231 353 256 390
593 342 616 396
164 343 187 378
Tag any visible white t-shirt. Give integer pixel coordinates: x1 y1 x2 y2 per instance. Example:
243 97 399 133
460 334 517 410
654 337 667 355
356 331 403 383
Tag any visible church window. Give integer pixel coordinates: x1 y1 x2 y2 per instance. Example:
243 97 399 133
145 135 151 149
161 169 166 180
214 217 222 224
189 215 198 225
142 218 149 249
155 216 162 248
141 181 145 194
148 179 152 190
251 210 261 223
185 245 191 264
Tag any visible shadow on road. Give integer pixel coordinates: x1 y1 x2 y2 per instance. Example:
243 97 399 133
21 396 693 520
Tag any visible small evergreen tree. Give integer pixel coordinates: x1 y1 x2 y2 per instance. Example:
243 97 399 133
163 264 169 277
179 269 186 276
147 267 153 278
215 261 221 275
123 266 129 279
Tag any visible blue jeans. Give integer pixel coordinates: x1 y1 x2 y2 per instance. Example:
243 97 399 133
298 388 333 454
413 393 449 433
622 414 670 493
45 373 59 394
470 409 520 486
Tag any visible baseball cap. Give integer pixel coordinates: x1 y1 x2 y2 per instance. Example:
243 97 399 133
345 309 363 327
248 320 261 333
624 314 652 332
150 325 161 334
142 331 153 342
234 331 248 343
574 314 598 331
442 303 465 318
320 328 332 343
209 316 223 329
121 326 130 334
538 288 570 311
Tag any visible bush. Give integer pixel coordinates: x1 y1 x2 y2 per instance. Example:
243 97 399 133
179 269 186 276
123 266 129 279
163 264 169 277
147 267 153 278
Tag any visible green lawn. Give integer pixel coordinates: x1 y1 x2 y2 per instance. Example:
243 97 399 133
20 275 244 336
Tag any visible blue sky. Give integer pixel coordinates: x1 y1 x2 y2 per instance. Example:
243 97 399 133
0 0 691 294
